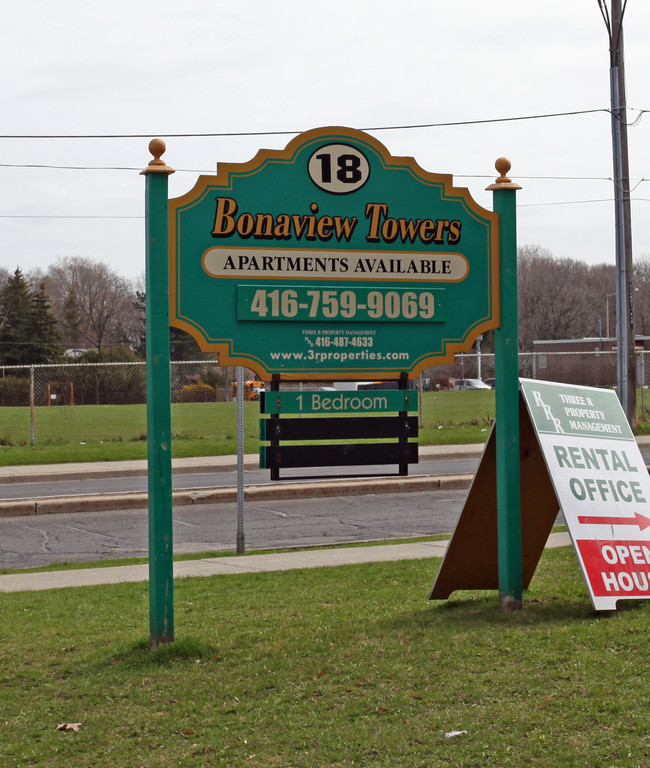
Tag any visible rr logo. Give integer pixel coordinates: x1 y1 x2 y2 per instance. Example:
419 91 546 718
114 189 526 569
532 390 564 433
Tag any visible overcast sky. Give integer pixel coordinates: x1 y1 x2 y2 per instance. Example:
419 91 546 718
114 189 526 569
2 0 650 284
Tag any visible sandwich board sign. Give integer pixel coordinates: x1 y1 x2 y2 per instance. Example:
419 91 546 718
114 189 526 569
168 126 499 381
520 379 650 610
430 378 650 611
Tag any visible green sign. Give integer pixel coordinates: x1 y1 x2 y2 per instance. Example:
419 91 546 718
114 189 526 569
261 389 418 415
169 127 499 381
520 379 632 441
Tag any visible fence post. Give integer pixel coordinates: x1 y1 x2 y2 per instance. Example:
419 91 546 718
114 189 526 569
487 158 522 612
640 350 645 417
236 366 245 555
142 139 175 648
30 365 35 446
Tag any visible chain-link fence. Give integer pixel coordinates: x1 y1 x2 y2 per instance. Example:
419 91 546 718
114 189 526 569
1 353 650 449
0 361 238 448
420 350 623 389
421 349 650 425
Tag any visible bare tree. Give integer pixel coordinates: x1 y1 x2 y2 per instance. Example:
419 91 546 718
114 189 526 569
587 262 617 338
517 245 615 350
0 266 10 295
634 255 650 337
519 245 585 349
46 256 136 352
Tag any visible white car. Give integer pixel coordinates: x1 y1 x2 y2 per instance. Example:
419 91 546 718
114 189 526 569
455 378 492 390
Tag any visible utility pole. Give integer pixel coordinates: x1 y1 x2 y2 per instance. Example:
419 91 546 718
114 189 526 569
599 0 636 425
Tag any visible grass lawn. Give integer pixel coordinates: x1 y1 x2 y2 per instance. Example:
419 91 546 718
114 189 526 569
0 392 495 466
1 546 649 767
0 390 650 466
1 387 649 467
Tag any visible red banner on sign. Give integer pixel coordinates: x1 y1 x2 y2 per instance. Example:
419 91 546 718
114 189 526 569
577 539 650 597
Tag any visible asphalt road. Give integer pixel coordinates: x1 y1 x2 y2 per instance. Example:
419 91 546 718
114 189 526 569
0 488 467 570
0 456 479 501
3 437 643 570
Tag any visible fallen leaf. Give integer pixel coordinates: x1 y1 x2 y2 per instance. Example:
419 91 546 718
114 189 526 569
444 730 468 739
57 723 82 732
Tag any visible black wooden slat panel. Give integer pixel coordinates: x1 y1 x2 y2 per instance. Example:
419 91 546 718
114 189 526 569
261 442 418 469
261 415 418 441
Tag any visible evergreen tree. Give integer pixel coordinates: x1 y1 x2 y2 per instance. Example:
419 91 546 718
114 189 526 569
0 268 33 365
25 282 64 363
0 271 64 365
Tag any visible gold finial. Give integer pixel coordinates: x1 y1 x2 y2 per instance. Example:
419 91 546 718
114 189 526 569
485 157 521 191
140 138 175 175
495 157 512 183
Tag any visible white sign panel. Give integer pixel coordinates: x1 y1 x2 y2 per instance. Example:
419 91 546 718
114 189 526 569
520 379 650 610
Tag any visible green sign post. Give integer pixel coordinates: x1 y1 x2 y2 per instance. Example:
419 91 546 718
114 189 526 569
142 140 175 648
169 127 499 380
488 160 522 611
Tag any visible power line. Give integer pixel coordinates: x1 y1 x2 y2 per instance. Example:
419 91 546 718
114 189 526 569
0 163 146 171
0 163 203 172
7 197 650 221
456 174 616 181
0 107 618 140
0 215 142 219
0 106 646 176
0 163 639 183
518 198 615 207
0 102 647 216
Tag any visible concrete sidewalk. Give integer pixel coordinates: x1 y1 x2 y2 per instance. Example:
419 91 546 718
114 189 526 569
0 532 572 593
0 444 484 516
0 443 486 485
0 452 262 485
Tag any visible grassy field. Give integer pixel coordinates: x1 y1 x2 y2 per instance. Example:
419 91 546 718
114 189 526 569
1 546 649 767
2 387 647 467
0 390 496 466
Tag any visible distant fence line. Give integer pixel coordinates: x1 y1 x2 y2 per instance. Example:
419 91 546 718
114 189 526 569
1 352 649 446
0 360 232 408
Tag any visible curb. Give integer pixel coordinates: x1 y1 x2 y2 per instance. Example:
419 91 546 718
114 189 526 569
0 456 261 485
0 472 474 517
0 444 486 485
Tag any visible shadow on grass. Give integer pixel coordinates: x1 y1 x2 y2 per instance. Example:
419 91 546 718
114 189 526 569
102 636 223 670
388 592 629 632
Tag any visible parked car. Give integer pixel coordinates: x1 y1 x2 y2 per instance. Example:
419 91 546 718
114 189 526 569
484 378 496 389
454 378 492 390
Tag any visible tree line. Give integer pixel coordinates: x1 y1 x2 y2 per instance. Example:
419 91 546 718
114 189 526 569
0 256 202 366
517 244 650 350
0 247 648 367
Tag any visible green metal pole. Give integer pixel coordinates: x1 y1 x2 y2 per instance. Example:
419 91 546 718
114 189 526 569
487 158 522 611
141 139 175 647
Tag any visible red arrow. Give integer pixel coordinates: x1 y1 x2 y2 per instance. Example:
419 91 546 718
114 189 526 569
577 512 650 531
